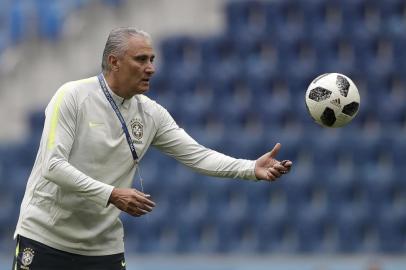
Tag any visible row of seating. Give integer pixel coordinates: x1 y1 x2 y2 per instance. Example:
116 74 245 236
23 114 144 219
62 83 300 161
225 0 406 40
122 199 405 253
0 0 122 58
160 33 406 62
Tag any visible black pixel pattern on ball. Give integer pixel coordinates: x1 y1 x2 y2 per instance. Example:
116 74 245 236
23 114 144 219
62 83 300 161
342 101 359 116
336 75 350 97
321 107 336 126
308 87 332 102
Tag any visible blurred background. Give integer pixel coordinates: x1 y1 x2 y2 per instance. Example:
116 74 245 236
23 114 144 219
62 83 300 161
0 0 405 269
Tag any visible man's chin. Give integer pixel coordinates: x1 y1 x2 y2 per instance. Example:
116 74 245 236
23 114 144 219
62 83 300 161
135 87 149 95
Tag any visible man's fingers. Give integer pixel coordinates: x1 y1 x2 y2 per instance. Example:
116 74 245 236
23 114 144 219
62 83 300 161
140 202 154 212
133 190 156 207
140 197 156 208
268 167 281 178
129 202 153 216
274 163 287 171
280 160 293 171
269 143 281 158
266 170 277 181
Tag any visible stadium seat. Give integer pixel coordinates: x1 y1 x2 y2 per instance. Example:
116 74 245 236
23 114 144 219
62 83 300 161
160 36 202 83
270 0 307 45
201 35 243 85
225 0 268 42
363 162 397 210
35 0 67 40
283 165 317 212
304 0 345 40
294 204 333 252
377 208 406 253
325 168 366 213
336 207 376 252
9 1 31 43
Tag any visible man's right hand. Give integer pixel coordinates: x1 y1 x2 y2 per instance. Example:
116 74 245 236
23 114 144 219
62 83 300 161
108 188 156 217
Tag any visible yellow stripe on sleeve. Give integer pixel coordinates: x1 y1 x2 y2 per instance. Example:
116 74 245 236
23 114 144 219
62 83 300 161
14 239 19 270
47 89 68 149
15 239 19 257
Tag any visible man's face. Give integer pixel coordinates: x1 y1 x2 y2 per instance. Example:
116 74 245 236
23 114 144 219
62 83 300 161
116 35 155 97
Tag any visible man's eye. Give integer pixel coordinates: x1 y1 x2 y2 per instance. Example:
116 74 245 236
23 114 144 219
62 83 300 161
134 55 154 63
135 56 147 62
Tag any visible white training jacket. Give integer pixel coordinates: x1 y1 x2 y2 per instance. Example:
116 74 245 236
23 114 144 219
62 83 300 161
14 75 257 256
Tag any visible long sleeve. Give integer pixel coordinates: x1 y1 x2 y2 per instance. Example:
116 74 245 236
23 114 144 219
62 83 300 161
151 105 257 180
41 84 114 207
15 76 142 256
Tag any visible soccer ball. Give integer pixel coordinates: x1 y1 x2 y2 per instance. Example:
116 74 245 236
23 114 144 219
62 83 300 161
305 73 360 128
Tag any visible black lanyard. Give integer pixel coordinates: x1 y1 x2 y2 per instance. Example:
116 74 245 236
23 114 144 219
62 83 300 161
97 74 138 162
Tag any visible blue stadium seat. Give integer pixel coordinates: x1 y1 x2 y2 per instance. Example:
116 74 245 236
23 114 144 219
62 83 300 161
125 216 164 253
243 36 280 82
0 31 7 59
366 174 398 212
391 34 406 72
102 0 124 7
382 0 406 50
176 209 210 253
225 1 268 43
336 207 375 252
149 73 180 116
314 33 359 75
9 1 32 43
35 0 67 40
377 208 406 253
326 168 366 213
269 0 307 45
201 35 243 85
217 213 258 253
160 36 202 83
392 135 406 164
0 189 19 229
283 164 317 212
361 36 396 79
303 0 346 40
281 36 319 80
295 205 333 252
28 109 45 135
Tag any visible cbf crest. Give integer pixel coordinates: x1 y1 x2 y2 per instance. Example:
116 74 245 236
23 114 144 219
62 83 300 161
21 247 35 268
130 119 143 141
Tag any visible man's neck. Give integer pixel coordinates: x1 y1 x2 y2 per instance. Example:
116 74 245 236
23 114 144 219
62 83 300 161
103 72 131 99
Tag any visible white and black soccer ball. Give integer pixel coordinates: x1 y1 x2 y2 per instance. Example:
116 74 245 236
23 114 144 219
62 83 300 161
305 73 360 128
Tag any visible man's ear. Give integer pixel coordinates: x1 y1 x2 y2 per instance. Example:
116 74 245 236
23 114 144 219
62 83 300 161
108 54 120 72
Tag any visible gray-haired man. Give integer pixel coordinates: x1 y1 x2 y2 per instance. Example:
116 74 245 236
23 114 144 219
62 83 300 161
12 27 292 269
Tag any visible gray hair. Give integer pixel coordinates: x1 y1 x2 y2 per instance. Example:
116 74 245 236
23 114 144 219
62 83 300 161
101 27 151 73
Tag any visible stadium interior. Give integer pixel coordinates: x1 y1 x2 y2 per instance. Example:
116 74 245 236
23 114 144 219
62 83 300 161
0 0 405 269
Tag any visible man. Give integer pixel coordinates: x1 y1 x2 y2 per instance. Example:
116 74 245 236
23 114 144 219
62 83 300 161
12 27 292 270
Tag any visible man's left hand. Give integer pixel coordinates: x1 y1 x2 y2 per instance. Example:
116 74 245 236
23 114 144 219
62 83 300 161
254 143 292 182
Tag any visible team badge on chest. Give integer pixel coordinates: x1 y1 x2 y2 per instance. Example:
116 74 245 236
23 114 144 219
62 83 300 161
21 247 35 268
130 119 143 141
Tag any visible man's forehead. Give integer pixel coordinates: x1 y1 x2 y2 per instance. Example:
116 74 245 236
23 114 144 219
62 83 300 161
126 36 154 53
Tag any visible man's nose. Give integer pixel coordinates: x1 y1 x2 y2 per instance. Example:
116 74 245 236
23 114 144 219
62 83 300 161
146 62 155 75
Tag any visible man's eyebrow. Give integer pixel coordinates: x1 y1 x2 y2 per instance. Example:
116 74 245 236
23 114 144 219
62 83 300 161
133 53 155 58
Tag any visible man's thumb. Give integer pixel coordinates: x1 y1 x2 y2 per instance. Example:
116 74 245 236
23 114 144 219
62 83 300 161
269 143 281 158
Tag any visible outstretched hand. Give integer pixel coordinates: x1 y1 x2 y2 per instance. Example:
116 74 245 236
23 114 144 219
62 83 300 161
254 143 292 182
108 188 156 217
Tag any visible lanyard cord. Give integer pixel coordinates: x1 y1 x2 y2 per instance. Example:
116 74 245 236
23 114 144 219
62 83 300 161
97 74 139 162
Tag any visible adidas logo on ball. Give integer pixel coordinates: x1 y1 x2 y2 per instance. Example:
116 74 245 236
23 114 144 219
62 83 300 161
330 98 341 108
